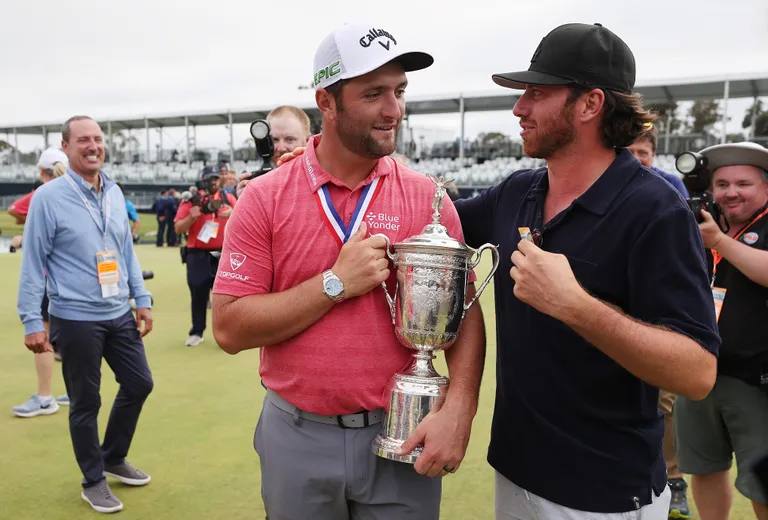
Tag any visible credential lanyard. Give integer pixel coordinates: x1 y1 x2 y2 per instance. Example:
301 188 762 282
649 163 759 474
64 173 111 248
711 205 768 277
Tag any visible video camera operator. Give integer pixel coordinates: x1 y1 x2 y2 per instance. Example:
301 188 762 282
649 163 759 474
675 142 768 520
236 105 311 197
174 165 237 347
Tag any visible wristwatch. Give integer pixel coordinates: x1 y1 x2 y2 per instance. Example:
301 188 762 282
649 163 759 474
321 270 345 302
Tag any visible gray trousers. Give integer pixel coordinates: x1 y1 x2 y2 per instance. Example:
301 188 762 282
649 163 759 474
255 392 441 520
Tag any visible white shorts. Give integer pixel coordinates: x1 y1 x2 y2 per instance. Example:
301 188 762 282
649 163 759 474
495 471 671 520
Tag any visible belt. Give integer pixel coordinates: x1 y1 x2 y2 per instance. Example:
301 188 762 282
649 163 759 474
266 390 384 429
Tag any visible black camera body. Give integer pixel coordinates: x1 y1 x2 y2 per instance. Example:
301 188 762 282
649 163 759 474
675 151 725 229
188 191 222 214
242 119 275 181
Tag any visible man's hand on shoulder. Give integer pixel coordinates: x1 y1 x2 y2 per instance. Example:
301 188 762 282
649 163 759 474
276 147 306 166
24 331 52 354
134 308 153 337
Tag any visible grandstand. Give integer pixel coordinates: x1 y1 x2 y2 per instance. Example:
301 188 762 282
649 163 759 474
0 73 765 202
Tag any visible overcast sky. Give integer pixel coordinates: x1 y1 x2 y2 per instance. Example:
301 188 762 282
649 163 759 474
2 0 767 152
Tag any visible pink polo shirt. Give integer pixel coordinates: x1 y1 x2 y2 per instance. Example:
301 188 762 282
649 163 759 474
213 135 470 415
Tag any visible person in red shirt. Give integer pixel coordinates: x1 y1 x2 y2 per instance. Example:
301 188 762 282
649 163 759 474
12 148 69 418
174 167 236 347
211 23 485 520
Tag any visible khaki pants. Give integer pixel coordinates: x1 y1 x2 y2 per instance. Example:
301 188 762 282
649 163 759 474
658 390 681 479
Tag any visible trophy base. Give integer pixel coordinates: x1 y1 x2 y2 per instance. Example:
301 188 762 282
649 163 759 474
372 372 448 464
372 435 423 464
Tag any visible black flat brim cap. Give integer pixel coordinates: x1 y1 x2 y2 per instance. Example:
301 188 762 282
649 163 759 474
491 23 635 93
491 70 576 90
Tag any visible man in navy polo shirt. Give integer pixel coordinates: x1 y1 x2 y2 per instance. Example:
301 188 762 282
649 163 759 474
455 23 720 519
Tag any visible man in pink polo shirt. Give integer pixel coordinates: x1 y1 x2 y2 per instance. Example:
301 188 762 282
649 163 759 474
212 22 485 520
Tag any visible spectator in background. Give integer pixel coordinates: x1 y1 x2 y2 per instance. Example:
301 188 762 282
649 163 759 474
219 172 238 198
267 105 312 162
236 105 311 197
165 188 178 246
628 127 692 519
628 126 689 197
18 116 154 513
8 148 67 225
117 183 141 244
676 142 768 520
174 166 236 347
11 148 70 418
152 189 174 247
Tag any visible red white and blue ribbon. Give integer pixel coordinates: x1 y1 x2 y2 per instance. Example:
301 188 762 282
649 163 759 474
316 176 381 245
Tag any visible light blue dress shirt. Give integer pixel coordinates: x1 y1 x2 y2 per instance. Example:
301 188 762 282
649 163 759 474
17 169 151 335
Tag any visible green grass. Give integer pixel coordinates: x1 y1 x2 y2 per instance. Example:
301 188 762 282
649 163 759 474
0 211 754 519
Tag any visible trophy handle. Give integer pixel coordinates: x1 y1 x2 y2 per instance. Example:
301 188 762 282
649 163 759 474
371 233 397 263
372 233 397 323
464 243 499 311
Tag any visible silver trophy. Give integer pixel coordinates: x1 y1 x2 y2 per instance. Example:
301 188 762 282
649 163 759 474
372 177 499 463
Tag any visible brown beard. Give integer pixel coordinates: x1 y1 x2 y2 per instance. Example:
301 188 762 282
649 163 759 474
522 102 577 159
335 101 399 158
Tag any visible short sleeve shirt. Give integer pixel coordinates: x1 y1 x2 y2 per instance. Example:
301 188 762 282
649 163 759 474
714 210 768 368
9 191 34 217
455 149 720 513
213 135 469 415
175 191 237 250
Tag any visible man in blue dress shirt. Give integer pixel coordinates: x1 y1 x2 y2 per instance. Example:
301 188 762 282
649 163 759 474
18 115 154 514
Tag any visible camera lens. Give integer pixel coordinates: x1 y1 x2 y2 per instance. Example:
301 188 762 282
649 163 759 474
676 152 697 174
250 120 270 140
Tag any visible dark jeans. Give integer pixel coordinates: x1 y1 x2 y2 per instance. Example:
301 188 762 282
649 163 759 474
156 217 177 246
50 311 154 487
186 249 220 336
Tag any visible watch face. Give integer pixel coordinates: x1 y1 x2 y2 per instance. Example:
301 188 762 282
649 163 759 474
325 277 343 297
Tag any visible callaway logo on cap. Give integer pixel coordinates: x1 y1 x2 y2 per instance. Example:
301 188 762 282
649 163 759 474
312 22 434 89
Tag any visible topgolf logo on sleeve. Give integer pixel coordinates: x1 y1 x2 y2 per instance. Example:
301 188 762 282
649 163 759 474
229 253 246 271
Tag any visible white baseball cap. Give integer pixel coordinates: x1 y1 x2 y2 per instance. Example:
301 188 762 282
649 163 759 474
700 141 768 172
37 147 69 170
312 23 433 90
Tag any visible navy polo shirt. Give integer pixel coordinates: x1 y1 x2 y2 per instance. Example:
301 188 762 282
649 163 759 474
455 149 720 513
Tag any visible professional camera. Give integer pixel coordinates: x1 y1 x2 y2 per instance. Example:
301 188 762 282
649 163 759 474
189 166 226 214
675 151 726 231
241 119 275 181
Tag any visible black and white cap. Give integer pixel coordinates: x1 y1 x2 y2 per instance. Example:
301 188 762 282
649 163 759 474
312 23 433 90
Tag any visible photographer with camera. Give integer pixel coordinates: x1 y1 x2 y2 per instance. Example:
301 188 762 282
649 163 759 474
12 148 70 419
675 142 768 520
174 165 237 347
236 105 311 197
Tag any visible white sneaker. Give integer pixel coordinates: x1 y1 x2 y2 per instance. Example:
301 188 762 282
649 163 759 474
185 335 203 347
12 395 60 418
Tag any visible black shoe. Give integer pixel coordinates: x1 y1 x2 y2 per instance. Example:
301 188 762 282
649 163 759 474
668 478 690 519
